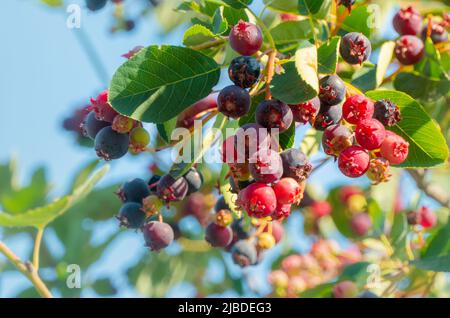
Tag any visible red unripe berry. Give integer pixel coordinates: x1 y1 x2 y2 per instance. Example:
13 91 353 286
339 186 363 204
350 213 372 236
205 223 233 247
395 35 424 65
272 203 292 220
393 7 423 36
333 281 358 298
272 178 303 205
310 200 332 218
338 146 370 178
342 95 374 124
322 124 354 157
289 97 321 124
419 206 437 228
355 118 386 150
229 20 263 56
241 183 277 218
379 132 409 165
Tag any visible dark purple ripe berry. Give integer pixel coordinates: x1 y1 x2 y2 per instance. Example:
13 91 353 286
249 149 283 184
228 56 261 88
143 221 174 251
319 75 346 106
421 23 449 44
117 202 146 229
148 175 161 194
218 85 251 119
86 0 107 11
117 178 151 203
205 223 233 247
373 99 401 126
183 167 203 195
156 174 188 202
231 240 257 267
340 32 372 65
313 104 343 131
94 126 129 160
280 148 312 183
229 20 263 56
393 7 423 36
81 111 110 140
255 99 293 133
394 35 424 65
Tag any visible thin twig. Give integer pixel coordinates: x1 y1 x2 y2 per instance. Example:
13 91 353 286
190 38 226 51
32 227 44 271
0 241 52 298
407 170 450 209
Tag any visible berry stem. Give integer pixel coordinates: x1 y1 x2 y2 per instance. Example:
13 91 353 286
0 240 53 298
265 50 277 100
32 227 44 271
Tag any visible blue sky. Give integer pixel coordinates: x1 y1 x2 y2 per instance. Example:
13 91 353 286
0 0 434 297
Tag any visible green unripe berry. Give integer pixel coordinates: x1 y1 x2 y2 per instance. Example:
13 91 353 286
129 127 150 152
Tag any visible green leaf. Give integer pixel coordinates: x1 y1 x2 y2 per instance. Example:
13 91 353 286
298 0 331 19
415 38 447 80
423 218 450 258
270 20 312 46
317 36 341 74
223 0 252 9
299 283 333 298
339 5 374 38
183 24 217 47
92 278 117 296
157 116 178 144
0 165 109 228
212 9 228 34
411 254 450 272
109 45 221 123
170 114 228 178
338 262 372 288
271 41 319 104
278 121 296 150
328 187 357 238
219 164 240 218
70 160 100 191
390 212 407 252
394 72 450 100
365 90 448 168
375 41 395 86
263 0 298 13
40 0 63 6
367 199 384 235
223 5 248 25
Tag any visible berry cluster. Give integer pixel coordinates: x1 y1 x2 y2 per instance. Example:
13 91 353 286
80 91 151 161
268 240 363 297
393 7 448 65
115 166 204 252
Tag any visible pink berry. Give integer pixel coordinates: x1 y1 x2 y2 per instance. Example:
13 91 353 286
355 118 386 150
338 146 370 178
205 223 233 247
342 95 374 124
241 183 277 218
264 221 284 243
229 20 263 56
419 206 437 228
395 35 424 65
393 7 423 36
322 124 354 157
379 132 409 165
350 213 372 236
272 178 303 205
